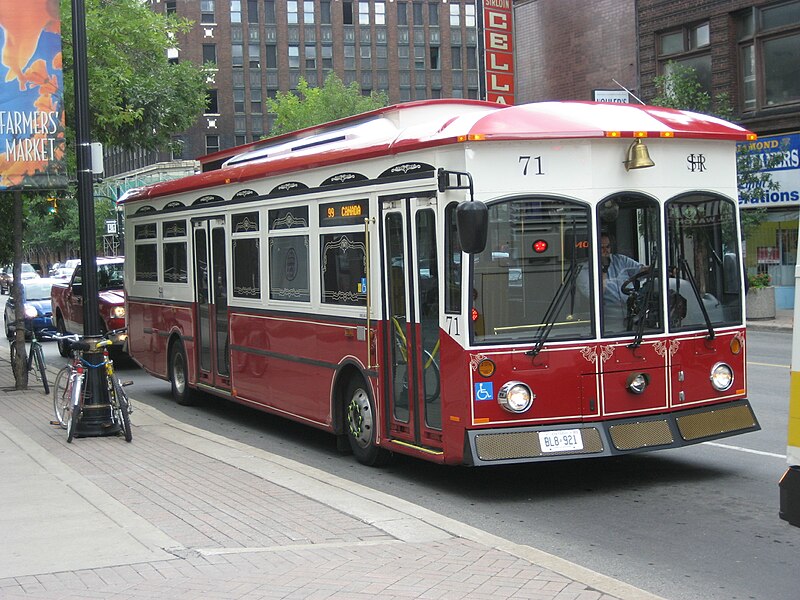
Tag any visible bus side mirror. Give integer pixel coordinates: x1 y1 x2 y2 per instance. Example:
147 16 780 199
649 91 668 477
457 201 488 254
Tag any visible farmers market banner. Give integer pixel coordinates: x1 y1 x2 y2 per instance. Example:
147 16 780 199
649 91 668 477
0 0 67 190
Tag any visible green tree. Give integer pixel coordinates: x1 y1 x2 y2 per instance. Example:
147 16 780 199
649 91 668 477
651 62 781 236
267 72 388 136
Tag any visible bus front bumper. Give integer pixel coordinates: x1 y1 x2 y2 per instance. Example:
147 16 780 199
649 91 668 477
464 399 759 466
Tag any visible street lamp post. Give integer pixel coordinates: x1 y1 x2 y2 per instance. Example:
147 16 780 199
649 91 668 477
71 0 115 436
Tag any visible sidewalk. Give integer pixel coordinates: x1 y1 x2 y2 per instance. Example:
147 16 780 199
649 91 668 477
0 346 665 600
746 308 794 333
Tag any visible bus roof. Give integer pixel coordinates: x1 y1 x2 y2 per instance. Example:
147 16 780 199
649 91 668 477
123 99 755 204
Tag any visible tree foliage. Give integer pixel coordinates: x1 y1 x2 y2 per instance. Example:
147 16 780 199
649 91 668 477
651 62 781 238
0 0 209 268
267 72 388 136
61 0 208 152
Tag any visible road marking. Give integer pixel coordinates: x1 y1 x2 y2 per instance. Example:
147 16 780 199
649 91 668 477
748 361 789 369
703 441 786 459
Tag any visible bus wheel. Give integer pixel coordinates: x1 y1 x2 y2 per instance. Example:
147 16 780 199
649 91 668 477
170 341 196 406
344 378 390 466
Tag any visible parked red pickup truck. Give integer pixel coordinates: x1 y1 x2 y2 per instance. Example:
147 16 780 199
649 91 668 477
50 257 126 356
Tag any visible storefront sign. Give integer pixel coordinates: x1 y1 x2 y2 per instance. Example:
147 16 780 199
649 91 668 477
593 90 630 103
0 2 67 190
738 133 800 207
483 0 514 105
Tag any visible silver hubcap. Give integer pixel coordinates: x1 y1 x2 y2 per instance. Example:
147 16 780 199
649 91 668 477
347 387 372 449
173 352 186 395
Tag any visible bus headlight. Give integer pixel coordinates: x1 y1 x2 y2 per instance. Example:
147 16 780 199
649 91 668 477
710 362 733 391
112 306 125 318
626 372 649 394
497 381 534 413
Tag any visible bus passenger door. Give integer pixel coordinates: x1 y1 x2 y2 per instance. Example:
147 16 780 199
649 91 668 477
192 218 231 392
381 195 442 452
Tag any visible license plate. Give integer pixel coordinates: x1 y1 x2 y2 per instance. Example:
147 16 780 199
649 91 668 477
539 429 584 453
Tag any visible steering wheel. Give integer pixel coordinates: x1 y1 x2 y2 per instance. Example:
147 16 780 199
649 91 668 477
621 270 650 296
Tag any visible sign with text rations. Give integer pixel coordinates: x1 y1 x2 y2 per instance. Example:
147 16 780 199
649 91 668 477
0 0 67 190
483 0 514 105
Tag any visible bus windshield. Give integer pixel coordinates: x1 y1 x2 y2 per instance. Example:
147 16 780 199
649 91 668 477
471 197 592 345
666 195 743 330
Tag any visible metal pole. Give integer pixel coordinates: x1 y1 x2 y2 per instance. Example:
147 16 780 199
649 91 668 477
71 0 113 436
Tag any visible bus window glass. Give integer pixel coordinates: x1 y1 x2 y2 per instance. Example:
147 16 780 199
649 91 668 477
444 202 461 314
666 195 742 329
135 244 158 282
591 196 662 337
269 235 310 301
163 243 188 284
233 238 260 298
416 208 441 429
472 197 592 344
321 232 367 306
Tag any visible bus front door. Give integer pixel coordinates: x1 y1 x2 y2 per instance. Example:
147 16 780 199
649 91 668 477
192 218 231 392
382 195 443 452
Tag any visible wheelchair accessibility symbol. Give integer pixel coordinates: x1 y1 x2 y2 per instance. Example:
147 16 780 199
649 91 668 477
474 382 494 401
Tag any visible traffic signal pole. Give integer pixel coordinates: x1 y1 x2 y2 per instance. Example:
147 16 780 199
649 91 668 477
71 0 114 436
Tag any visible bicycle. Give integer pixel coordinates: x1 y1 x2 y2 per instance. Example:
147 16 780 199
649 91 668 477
52 328 133 443
9 327 53 395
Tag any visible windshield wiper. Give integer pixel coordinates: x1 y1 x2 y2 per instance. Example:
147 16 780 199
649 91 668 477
628 258 658 349
526 261 583 357
679 257 715 340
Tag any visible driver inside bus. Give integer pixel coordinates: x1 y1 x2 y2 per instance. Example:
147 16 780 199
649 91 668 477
578 232 647 331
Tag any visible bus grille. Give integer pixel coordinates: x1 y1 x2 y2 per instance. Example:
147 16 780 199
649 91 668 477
609 420 674 450
676 404 758 441
474 428 604 461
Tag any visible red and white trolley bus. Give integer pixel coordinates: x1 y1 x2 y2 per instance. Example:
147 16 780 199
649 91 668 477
122 99 760 466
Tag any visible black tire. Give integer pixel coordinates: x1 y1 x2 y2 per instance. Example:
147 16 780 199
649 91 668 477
4 316 12 340
66 400 80 443
116 388 133 442
33 345 49 394
56 316 71 357
344 378 391 466
53 366 72 428
169 340 196 406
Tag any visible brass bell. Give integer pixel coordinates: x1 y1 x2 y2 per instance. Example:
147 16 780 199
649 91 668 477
624 139 655 170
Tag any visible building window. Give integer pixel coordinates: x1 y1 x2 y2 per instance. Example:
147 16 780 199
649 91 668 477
247 0 258 23
413 2 423 25
232 43 243 67
230 0 241 23
343 1 354 25
398 46 409 69
414 47 425 70
737 3 800 112
249 44 260 68
465 4 475 27
322 45 333 69
359 1 370 25
205 134 220 155
450 4 460 27
265 44 277 68
234 88 245 112
398 1 407 26
430 47 439 70
288 45 300 68
429 3 438 26
658 21 711 94
375 2 385 25
205 89 219 114
320 1 331 24
251 88 262 113
264 0 275 23
200 0 214 22
305 45 317 69
167 0 177 16
344 44 356 69
202 44 217 64
287 1 298 23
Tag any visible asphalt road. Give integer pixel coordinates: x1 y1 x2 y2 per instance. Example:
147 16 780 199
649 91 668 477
27 328 800 600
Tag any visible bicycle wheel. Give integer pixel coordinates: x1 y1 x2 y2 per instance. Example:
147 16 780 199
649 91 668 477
33 344 49 394
66 374 83 443
52 366 72 428
116 385 133 443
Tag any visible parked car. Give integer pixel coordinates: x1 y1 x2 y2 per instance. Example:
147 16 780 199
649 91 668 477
51 257 126 356
0 263 40 294
4 278 55 339
51 267 75 280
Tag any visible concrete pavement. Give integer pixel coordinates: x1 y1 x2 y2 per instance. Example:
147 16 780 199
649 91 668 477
0 344 667 599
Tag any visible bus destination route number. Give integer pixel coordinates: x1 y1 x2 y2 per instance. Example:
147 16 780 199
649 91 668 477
320 199 369 227
538 429 583 453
